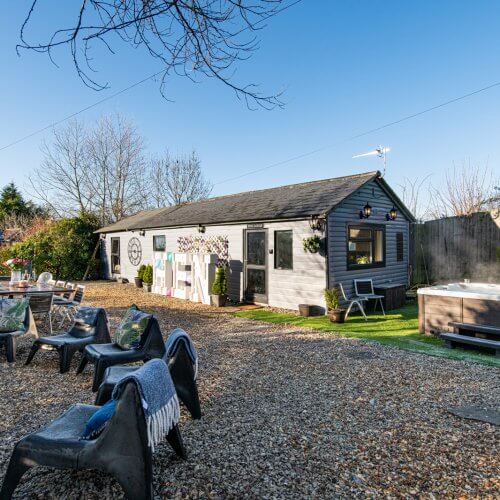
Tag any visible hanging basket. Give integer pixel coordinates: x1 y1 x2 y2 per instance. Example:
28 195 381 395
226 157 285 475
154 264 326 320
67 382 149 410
302 236 322 253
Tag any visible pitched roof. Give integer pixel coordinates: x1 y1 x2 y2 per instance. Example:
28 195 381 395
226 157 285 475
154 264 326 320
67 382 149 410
97 171 388 233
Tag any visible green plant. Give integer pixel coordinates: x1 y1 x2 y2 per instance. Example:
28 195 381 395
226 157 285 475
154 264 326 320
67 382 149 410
324 287 341 311
8 213 99 280
211 266 228 295
142 264 153 285
302 235 322 253
137 264 147 280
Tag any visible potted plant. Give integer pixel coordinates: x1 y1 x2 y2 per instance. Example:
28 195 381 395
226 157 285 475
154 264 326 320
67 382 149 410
211 266 228 307
302 235 322 253
3 258 29 285
324 287 346 323
135 264 146 288
142 264 153 292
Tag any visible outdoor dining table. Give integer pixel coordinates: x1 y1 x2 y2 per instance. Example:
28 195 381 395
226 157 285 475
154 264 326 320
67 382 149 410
0 283 67 296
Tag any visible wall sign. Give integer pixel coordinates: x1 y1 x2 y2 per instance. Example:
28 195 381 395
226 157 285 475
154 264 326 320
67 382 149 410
247 223 264 229
128 237 142 266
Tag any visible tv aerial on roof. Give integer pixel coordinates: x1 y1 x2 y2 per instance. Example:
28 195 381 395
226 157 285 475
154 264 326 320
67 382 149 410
352 146 391 177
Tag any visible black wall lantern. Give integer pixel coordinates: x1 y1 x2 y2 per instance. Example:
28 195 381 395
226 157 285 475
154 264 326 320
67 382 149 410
197 224 206 233
386 206 397 221
139 229 146 237
309 215 325 232
359 202 372 219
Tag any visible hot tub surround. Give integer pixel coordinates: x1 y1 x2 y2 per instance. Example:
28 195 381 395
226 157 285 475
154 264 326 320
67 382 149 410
418 283 500 334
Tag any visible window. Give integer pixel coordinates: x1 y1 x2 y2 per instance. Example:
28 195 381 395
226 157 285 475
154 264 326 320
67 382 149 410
153 235 166 252
347 225 385 269
274 230 293 270
396 232 404 262
110 237 121 274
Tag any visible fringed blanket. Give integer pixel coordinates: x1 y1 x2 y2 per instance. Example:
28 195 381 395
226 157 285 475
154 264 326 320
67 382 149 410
165 328 198 379
112 358 180 452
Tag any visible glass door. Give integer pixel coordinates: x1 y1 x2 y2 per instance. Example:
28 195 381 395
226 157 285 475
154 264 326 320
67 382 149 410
244 230 267 303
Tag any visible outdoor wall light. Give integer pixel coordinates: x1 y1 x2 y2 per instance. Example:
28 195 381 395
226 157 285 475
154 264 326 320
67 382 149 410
139 229 146 236
309 215 325 232
198 224 206 233
386 206 398 221
359 202 372 219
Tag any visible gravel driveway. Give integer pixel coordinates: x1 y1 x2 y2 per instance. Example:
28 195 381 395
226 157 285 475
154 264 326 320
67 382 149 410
1 282 499 498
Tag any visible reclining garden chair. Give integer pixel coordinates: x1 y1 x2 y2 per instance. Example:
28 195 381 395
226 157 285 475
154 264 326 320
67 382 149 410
354 278 385 316
77 307 165 391
337 283 367 321
95 328 201 419
0 299 35 363
0 377 186 499
25 307 110 373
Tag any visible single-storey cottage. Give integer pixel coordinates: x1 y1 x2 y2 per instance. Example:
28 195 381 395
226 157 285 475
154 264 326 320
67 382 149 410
97 171 414 311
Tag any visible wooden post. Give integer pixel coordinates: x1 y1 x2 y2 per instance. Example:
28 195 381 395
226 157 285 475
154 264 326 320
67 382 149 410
82 239 101 281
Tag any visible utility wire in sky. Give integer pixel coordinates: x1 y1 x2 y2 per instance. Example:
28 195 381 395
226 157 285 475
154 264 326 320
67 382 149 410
0 0 303 153
213 80 500 185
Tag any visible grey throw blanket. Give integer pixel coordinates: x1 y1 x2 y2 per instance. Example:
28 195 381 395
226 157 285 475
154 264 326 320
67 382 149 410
112 358 180 452
165 327 198 379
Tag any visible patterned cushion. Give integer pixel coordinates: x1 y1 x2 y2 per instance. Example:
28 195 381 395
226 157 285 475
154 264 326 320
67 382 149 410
0 298 28 333
113 305 151 350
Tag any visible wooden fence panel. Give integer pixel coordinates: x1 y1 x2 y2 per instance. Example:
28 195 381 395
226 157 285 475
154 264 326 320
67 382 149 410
411 211 500 285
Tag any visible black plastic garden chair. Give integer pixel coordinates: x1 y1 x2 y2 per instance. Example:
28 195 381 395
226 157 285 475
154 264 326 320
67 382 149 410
77 313 166 391
25 307 110 373
95 332 201 419
0 380 186 500
0 305 34 363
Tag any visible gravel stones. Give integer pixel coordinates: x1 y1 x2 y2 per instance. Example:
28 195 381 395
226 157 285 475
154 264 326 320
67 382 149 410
0 282 499 498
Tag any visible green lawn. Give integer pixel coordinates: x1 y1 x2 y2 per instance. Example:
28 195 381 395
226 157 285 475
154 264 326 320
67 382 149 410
234 303 500 367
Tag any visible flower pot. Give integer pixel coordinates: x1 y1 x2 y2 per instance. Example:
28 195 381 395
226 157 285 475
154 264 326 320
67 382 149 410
134 277 143 288
328 309 346 323
10 270 22 285
211 294 227 307
298 304 311 317
143 283 152 292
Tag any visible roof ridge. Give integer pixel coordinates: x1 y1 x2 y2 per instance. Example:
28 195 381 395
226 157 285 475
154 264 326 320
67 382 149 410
177 170 379 207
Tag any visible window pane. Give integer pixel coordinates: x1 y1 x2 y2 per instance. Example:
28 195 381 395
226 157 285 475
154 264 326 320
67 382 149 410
374 230 384 262
111 238 120 254
275 231 293 269
247 232 266 265
153 235 166 251
348 241 372 265
247 269 266 295
349 228 372 239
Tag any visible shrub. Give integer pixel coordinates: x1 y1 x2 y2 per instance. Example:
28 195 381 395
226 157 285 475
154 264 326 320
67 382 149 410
8 213 100 280
137 264 147 280
142 264 153 285
211 266 228 295
324 287 341 311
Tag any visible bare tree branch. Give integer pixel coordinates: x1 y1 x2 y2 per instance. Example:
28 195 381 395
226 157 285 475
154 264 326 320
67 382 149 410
428 161 499 219
17 0 298 109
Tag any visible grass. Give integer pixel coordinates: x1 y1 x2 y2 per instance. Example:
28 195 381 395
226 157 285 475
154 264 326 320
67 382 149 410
234 303 500 367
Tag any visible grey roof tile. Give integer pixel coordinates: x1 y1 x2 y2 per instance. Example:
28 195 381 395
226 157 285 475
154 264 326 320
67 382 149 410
97 171 380 232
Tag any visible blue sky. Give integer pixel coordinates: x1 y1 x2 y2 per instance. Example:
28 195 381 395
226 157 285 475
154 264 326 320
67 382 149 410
1 1 500 206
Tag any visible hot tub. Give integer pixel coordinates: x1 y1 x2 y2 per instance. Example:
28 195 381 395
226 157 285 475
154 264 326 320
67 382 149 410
417 283 500 334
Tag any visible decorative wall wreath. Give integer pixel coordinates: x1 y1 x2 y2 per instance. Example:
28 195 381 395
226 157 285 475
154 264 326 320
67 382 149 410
128 237 142 266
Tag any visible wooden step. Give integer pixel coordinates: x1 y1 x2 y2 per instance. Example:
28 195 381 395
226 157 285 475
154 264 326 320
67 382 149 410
440 332 500 356
448 322 500 339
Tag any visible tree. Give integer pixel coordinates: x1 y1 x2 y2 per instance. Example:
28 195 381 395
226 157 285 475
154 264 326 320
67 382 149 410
30 115 147 225
17 0 294 109
428 162 499 219
397 175 432 222
0 183 47 234
147 151 212 207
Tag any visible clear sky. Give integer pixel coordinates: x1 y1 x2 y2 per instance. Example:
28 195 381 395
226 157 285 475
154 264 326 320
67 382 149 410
1 1 500 207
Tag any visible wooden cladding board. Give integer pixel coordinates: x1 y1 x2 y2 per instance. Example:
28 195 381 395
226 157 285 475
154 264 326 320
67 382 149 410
420 294 500 334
